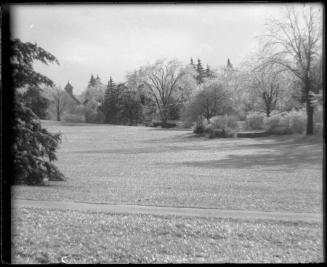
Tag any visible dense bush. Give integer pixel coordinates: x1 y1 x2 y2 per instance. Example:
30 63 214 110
288 109 307 134
246 112 265 130
204 126 234 138
193 122 205 134
264 109 307 135
193 115 236 138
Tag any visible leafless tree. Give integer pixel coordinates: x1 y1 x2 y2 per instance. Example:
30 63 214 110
50 87 70 121
260 5 322 134
132 59 196 125
249 64 284 117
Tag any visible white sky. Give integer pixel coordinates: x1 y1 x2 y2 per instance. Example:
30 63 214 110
10 3 309 94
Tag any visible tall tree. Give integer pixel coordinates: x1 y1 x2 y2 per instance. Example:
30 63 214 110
50 86 70 121
11 38 64 184
261 5 322 134
133 59 196 126
196 58 205 84
102 76 119 123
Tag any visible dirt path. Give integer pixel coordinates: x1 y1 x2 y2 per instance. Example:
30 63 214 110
12 198 322 223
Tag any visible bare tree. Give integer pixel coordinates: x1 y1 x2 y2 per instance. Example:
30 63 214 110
249 64 284 117
50 87 70 121
260 5 322 134
131 59 197 125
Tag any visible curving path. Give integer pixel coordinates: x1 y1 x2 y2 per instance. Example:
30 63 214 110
12 198 322 223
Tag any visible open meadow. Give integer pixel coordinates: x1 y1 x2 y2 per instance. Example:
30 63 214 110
13 120 323 213
11 121 324 263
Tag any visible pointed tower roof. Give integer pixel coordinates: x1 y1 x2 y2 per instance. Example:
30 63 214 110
227 58 233 69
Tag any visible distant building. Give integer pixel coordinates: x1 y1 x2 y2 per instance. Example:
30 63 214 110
64 82 81 105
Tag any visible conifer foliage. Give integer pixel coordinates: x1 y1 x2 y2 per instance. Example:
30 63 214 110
11 39 65 185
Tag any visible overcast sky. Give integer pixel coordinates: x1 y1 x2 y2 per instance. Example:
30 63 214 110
11 3 305 94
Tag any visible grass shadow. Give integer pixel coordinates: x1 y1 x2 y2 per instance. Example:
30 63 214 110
179 137 323 169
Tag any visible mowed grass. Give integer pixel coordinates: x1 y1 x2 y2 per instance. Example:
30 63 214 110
12 120 323 213
12 207 323 263
11 121 324 263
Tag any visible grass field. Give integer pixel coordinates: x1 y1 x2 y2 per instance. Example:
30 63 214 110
13 120 323 213
12 208 323 263
11 121 324 263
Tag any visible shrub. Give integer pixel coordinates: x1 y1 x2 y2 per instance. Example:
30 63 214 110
288 109 306 134
314 105 323 124
264 109 306 135
246 112 265 130
314 123 323 137
204 126 234 138
193 115 236 138
193 119 206 134
210 115 238 130
264 113 290 135
62 113 85 123
193 123 204 134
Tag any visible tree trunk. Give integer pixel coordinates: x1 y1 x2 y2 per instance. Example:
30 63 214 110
305 81 314 135
56 110 60 121
266 106 271 117
306 99 314 135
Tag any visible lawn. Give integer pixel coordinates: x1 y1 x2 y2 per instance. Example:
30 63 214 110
11 121 324 263
12 208 323 263
12 120 323 213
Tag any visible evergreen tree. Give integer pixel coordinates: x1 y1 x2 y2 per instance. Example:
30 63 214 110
196 59 205 84
88 74 96 88
95 75 102 87
190 57 194 66
11 39 65 185
102 77 119 123
227 58 233 69
205 64 213 78
106 76 116 92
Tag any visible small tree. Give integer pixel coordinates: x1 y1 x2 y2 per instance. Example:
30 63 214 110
183 80 232 124
249 65 283 117
50 86 70 121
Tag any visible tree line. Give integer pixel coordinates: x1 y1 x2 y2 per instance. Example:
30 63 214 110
10 5 323 185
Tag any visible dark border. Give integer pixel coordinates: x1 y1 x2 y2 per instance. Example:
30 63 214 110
1 1 326 264
1 4 13 265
